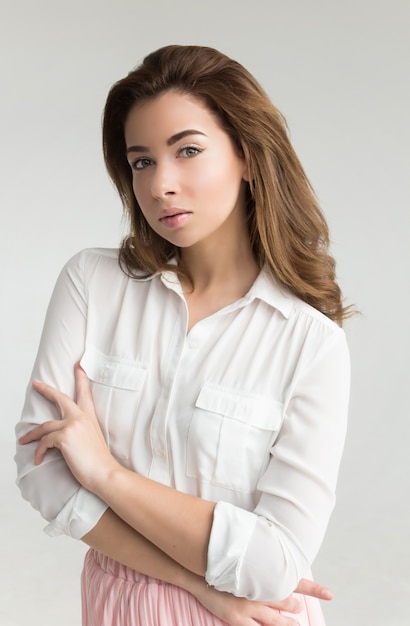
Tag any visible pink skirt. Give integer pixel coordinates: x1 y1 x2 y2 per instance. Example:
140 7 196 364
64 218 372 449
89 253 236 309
81 549 326 626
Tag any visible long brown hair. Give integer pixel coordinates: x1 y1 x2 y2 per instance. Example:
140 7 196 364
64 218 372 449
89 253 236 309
103 45 351 325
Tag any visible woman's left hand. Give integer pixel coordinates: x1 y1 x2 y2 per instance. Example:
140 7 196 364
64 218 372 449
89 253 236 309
19 363 119 492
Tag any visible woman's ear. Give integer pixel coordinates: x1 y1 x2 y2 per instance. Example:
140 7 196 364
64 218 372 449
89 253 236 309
239 145 251 182
242 161 251 182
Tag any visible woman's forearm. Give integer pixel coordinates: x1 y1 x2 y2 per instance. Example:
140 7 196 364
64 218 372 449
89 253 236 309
91 467 215 577
81 507 203 594
81 507 332 626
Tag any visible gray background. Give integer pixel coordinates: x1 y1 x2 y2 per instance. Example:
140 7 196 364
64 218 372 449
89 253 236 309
1 1 409 624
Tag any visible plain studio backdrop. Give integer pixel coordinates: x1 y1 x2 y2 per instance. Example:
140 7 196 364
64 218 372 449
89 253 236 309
1 1 409 625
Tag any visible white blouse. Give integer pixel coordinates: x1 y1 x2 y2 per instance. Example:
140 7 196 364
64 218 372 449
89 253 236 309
15 248 350 601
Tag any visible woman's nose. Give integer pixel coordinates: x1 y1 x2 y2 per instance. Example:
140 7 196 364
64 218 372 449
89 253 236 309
150 160 179 198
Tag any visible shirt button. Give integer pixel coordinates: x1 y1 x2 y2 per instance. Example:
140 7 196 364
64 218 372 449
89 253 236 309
188 340 199 349
100 367 110 380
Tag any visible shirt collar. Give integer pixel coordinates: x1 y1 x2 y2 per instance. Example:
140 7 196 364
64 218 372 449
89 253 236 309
141 265 294 319
241 268 294 319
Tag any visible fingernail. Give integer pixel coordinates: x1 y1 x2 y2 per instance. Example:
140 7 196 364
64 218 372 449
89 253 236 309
322 589 333 600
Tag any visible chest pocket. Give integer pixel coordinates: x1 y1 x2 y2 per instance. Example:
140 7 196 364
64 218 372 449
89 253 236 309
80 346 147 461
186 382 283 493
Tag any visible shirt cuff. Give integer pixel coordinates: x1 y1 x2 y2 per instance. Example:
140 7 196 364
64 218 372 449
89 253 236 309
205 500 257 596
44 488 109 539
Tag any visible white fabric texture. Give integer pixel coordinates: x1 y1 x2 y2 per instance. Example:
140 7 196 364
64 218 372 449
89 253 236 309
15 248 350 601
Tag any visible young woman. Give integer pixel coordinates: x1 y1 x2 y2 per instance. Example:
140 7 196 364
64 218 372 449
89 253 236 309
15 45 351 626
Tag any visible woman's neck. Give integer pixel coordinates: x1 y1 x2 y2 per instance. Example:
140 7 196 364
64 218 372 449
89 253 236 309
179 234 259 333
180 236 258 293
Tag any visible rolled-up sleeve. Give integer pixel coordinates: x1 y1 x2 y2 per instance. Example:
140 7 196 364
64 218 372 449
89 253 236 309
206 329 350 601
15 250 108 538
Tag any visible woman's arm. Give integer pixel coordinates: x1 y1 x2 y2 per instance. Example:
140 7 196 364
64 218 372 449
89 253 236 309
95 463 214 575
82 507 190 586
18 356 331 626
15 250 110 537
83 508 332 626
21 365 216 576
21 332 348 601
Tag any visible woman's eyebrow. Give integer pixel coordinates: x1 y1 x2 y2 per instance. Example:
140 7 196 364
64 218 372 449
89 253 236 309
167 129 206 145
126 129 206 155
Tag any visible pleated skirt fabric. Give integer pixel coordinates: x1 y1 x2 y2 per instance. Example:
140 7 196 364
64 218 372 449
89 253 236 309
81 549 326 626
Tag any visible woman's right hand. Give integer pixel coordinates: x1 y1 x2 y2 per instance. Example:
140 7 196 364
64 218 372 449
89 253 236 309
188 576 329 626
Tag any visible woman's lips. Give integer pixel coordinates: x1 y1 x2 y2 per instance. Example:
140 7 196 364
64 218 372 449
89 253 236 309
159 211 191 228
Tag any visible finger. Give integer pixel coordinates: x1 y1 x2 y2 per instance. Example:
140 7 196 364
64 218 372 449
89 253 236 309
265 596 301 614
18 422 65 465
18 420 64 445
33 431 64 465
32 379 69 415
33 378 84 423
254 606 299 626
294 578 333 601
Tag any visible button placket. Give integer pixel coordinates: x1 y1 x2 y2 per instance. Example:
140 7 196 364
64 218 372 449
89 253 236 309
148 304 188 483
186 325 203 351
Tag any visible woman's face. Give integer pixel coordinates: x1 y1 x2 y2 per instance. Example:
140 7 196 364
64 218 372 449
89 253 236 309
124 90 249 250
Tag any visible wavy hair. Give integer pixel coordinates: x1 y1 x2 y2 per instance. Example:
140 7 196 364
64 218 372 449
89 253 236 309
103 45 351 325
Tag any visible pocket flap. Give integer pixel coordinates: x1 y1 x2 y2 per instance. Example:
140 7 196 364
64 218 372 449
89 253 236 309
195 383 283 430
80 346 147 391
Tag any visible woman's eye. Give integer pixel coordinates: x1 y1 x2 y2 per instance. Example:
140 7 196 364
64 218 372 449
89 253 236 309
180 146 201 158
132 157 153 170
